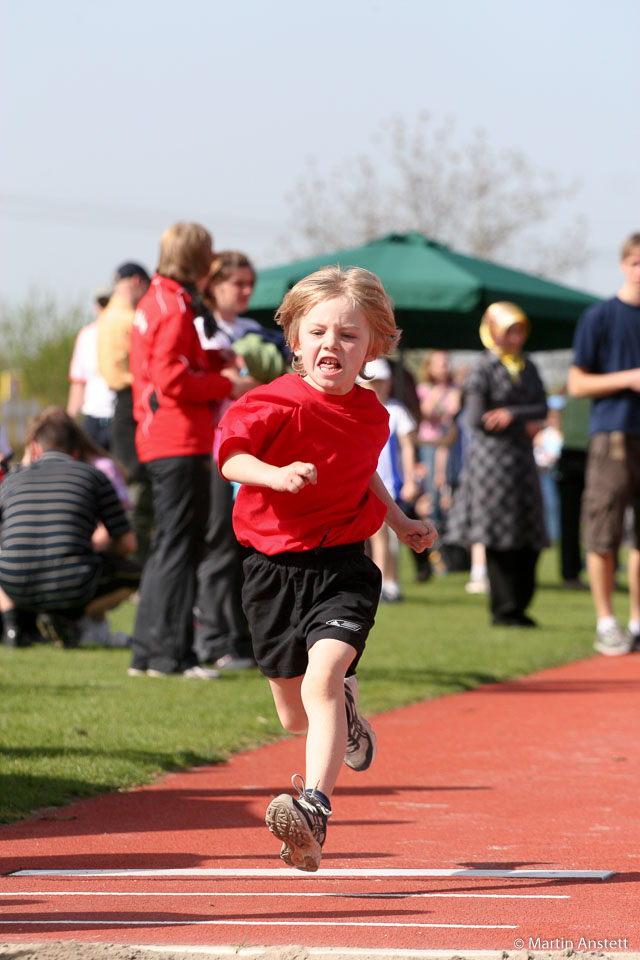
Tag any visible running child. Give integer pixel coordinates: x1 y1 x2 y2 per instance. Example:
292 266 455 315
218 265 437 872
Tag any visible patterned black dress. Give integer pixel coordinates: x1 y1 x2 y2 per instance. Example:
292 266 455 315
446 351 547 551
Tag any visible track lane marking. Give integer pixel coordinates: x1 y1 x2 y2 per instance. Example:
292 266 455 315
10 868 613 879
0 920 518 929
0 890 570 899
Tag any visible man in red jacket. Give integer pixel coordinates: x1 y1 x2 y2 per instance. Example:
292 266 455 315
128 222 251 678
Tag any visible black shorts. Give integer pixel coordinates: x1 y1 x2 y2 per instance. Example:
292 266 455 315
242 542 382 679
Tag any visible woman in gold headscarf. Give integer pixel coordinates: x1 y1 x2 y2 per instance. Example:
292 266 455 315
445 302 548 626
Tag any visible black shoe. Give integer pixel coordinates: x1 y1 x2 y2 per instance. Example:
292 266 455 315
492 614 537 628
516 614 538 627
2 625 35 648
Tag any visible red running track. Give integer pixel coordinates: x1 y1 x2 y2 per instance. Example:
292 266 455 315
1 652 639 953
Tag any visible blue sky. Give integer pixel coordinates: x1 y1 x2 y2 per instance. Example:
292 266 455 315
2 0 638 309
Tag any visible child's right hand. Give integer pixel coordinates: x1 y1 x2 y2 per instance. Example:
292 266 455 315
272 461 317 493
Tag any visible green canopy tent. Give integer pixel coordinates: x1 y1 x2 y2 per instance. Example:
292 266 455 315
247 231 598 351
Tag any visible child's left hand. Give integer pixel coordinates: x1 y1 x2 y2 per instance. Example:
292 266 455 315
396 517 438 553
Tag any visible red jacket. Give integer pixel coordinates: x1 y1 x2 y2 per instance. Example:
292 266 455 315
130 274 233 462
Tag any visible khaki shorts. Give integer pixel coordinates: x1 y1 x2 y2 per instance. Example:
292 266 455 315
581 432 640 553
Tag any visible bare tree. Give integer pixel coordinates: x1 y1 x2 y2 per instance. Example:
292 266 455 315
282 112 591 283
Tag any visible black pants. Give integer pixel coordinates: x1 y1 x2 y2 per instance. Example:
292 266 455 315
486 547 539 622
194 464 252 663
130 455 211 673
556 448 586 581
110 388 153 566
110 388 143 480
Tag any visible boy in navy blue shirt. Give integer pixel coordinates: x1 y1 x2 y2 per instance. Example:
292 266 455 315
568 233 640 656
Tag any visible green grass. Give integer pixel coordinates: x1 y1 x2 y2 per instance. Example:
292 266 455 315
0 548 613 823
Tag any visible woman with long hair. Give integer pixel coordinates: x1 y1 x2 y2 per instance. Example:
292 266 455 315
193 251 288 670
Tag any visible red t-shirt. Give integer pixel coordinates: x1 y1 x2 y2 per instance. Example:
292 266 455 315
218 374 390 554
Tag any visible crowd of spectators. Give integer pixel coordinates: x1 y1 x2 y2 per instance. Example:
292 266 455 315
2 228 639 662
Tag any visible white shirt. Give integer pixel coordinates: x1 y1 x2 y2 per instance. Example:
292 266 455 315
69 321 116 419
377 398 417 499
194 314 262 351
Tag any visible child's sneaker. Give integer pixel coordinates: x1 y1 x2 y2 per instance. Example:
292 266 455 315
594 620 633 657
265 774 330 872
465 575 489 594
344 676 376 771
627 623 640 652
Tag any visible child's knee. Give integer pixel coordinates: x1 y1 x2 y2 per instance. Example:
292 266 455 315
280 715 308 735
276 704 308 734
301 667 343 706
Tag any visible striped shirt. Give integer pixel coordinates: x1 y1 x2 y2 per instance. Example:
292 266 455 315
0 451 130 610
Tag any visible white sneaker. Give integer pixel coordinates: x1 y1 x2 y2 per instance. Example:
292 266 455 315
344 676 376 771
265 774 330 873
182 664 220 679
465 576 489 595
380 581 402 603
594 621 633 657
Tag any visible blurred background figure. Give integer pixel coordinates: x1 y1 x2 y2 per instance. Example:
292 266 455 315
555 394 591 589
67 286 115 449
194 251 290 669
128 223 249 679
445 302 547 627
361 358 419 603
0 407 139 650
567 232 640 656
97 261 152 568
193 250 274 672
0 423 13 482
533 395 564 546
416 350 461 531
20 408 134 648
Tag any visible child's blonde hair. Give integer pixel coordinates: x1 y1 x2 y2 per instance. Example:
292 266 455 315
156 222 213 286
275 265 400 375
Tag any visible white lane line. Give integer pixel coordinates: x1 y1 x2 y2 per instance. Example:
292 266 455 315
0 890 570 899
10 867 613 879
0 920 518 930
